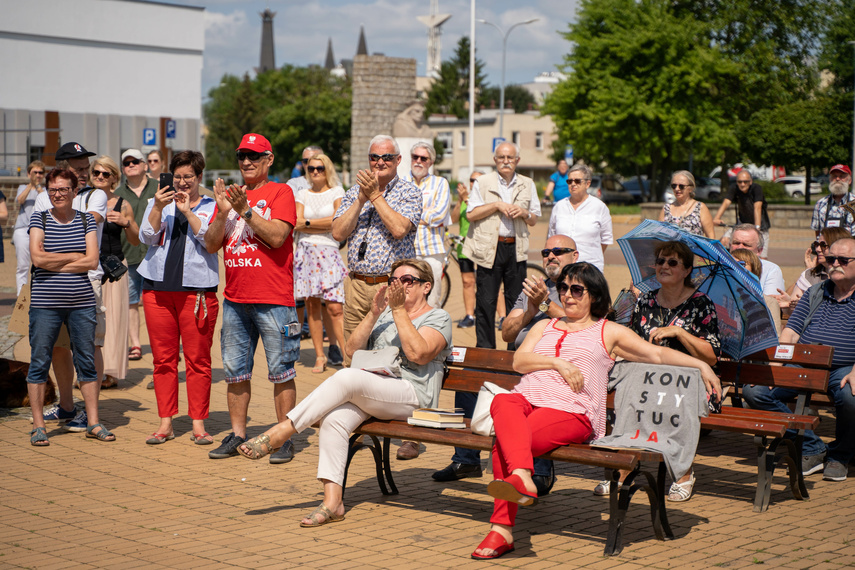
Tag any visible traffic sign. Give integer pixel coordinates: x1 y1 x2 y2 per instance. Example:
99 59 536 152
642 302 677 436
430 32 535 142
143 128 156 146
564 145 574 164
492 137 506 153
166 120 176 139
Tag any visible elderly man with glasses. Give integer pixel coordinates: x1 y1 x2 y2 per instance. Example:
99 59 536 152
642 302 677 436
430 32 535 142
202 133 299 464
332 134 423 360
404 141 451 309
743 237 855 482
713 170 771 257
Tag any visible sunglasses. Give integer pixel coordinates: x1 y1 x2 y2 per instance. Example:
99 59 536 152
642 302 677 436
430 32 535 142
811 241 829 251
566 178 587 186
236 151 268 162
31 170 45 175
469 178 477 183
655 257 681 267
737 179 751 184
369 153 398 163
825 255 855 267
556 282 588 299
306 165 325 173
92 169 112 179
122 159 141 167
301 158 310 165
147 158 160 164
48 187 73 195
670 183 692 190
411 154 431 163
388 275 425 286
541 247 576 257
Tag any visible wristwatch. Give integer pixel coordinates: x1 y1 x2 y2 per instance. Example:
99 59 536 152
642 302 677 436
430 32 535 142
538 299 550 313
242 208 253 221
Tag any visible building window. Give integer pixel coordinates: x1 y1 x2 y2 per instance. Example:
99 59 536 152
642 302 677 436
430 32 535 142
437 131 453 155
535 132 543 150
460 130 467 149
512 131 521 146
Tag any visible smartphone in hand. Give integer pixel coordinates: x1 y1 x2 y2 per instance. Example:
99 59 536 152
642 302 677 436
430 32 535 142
159 173 174 193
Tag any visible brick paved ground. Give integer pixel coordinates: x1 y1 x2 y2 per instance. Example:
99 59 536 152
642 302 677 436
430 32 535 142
2 221 854 569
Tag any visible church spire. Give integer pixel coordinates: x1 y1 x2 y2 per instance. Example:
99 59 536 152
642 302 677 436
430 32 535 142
257 8 276 73
356 25 368 56
324 38 335 70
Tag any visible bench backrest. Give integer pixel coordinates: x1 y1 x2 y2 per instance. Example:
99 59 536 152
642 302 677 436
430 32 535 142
444 347 519 393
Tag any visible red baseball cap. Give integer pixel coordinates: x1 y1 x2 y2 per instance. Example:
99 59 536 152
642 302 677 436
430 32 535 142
236 133 272 153
830 164 851 176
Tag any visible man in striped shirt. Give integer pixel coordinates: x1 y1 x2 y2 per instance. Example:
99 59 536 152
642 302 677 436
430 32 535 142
405 141 451 308
743 237 855 482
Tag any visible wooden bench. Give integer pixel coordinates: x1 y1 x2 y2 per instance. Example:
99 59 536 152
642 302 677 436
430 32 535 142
717 344 833 511
344 348 672 556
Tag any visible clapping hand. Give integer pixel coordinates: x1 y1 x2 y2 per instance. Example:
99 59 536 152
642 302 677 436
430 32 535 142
371 284 389 316
226 184 250 216
521 276 548 306
356 169 381 203
386 279 407 310
213 179 232 213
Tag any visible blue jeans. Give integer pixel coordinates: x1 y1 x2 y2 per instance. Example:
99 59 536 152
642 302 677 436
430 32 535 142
221 300 300 383
27 306 97 384
127 263 143 305
742 365 855 464
451 391 553 477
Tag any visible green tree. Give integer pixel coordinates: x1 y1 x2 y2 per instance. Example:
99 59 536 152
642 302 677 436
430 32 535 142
481 84 537 113
204 66 351 172
819 0 855 92
423 36 488 119
543 0 739 198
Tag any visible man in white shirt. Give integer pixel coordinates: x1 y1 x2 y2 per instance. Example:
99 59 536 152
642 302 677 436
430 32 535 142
462 142 540 349
730 224 784 295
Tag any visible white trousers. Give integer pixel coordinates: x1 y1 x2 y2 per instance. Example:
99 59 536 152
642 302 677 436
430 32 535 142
287 368 420 485
13 227 30 296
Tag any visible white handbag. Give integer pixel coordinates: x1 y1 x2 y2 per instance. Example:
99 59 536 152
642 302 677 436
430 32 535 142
470 381 511 436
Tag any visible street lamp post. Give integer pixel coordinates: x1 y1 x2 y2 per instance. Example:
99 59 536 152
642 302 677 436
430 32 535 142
477 17 538 140
849 41 855 189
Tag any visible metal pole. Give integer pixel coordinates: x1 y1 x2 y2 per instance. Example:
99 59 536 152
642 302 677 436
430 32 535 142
469 0 475 176
850 41 855 190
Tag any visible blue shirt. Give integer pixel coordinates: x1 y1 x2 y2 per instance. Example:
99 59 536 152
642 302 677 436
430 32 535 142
787 280 855 368
334 175 422 274
29 210 97 308
137 197 220 290
550 171 570 202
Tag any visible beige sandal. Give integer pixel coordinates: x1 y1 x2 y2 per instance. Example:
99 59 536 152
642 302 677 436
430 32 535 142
299 503 345 527
237 433 277 459
667 472 696 502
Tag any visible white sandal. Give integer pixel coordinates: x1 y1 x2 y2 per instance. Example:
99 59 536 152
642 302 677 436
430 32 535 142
667 472 696 502
593 480 611 496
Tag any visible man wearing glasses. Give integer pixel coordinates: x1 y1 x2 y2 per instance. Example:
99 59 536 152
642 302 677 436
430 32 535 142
743 237 855 482
405 141 451 309
115 149 160 368
332 134 422 357
811 164 854 234
462 141 540 350
713 170 771 257
204 133 299 464
34 142 108 431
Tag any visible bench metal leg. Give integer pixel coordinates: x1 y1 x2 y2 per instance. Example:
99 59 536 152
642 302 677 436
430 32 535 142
604 463 674 556
753 435 808 512
343 434 397 497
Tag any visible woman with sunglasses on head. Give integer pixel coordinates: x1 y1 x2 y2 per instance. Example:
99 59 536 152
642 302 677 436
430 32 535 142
234 259 452 527
473 261 721 560
27 168 115 445
13 160 46 295
774 227 851 309
589 241 720 503
90 156 139 389
138 151 220 445
293 153 347 373
659 171 715 238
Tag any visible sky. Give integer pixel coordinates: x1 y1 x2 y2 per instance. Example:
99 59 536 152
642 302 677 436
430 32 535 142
166 0 579 101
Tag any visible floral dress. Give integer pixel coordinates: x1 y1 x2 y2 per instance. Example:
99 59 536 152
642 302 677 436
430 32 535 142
630 289 721 358
663 201 704 236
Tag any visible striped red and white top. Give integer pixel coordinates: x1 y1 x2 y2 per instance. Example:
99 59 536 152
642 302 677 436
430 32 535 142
512 318 615 441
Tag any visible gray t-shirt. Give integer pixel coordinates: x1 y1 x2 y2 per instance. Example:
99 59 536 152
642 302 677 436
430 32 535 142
369 306 453 408
511 278 561 349
593 361 708 481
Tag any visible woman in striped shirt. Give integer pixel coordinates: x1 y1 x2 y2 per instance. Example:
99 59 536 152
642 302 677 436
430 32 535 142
472 262 721 560
27 168 115 446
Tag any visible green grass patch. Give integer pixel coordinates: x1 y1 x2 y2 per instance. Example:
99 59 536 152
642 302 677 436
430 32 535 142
609 204 642 216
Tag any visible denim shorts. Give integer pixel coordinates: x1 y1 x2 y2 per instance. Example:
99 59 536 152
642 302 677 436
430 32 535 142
127 263 144 305
220 300 300 384
27 306 97 384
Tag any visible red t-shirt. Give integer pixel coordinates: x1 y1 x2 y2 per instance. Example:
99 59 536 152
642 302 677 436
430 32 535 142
216 182 296 306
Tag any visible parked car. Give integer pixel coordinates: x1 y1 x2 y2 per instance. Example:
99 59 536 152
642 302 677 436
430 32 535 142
776 176 822 199
588 174 638 205
621 177 650 202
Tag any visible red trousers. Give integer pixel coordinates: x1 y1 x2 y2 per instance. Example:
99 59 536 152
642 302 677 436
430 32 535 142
143 290 219 420
489 392 593 527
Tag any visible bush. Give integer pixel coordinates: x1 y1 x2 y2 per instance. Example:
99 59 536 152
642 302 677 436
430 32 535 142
758 180 789 202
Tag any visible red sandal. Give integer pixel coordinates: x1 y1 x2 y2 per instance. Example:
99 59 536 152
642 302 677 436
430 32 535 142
471 530 514 560
487 473 539 507
128 346 142 361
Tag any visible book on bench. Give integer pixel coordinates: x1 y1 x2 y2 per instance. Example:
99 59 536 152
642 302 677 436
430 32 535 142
411 408 463 422
407 417 466 429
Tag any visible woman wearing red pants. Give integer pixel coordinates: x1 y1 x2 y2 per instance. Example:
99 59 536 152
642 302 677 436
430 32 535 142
472 262 722 560
138 151 219 445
